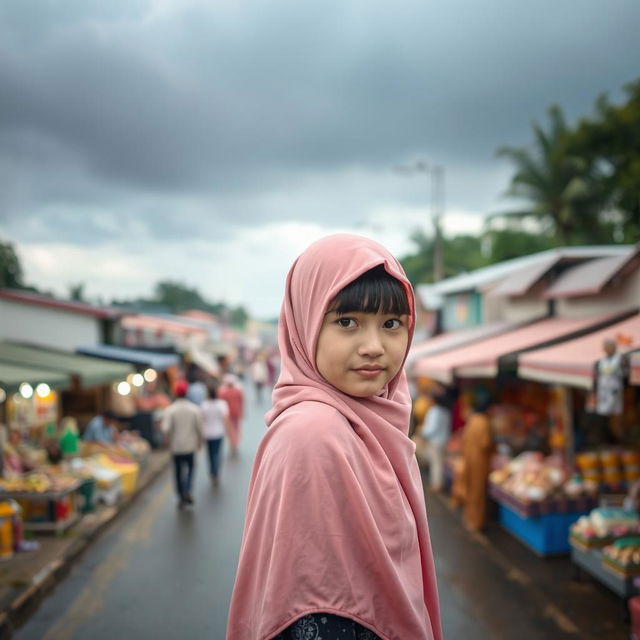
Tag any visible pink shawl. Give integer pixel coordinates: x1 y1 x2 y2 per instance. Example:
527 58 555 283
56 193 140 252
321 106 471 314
226 234 442 640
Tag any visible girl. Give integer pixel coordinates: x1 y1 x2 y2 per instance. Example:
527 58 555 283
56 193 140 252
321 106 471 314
227 235 442 640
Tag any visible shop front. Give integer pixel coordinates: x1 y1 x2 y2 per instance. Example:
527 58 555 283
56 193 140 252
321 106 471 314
516 313 640 597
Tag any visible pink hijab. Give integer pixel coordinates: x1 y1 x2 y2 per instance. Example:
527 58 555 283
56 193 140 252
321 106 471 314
227 234 442 640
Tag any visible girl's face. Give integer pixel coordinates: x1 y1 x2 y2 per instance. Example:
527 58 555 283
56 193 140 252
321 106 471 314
315 307 409 397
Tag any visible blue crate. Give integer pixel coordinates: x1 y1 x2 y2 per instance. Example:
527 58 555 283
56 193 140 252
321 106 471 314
498 502 590 556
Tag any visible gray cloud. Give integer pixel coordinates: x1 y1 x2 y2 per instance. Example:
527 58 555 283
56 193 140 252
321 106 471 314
1 0 639 247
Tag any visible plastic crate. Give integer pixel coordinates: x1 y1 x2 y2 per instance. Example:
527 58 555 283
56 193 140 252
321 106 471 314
498 502 589 556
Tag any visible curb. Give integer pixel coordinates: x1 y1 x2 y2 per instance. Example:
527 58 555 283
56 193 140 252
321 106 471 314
0 453 170 639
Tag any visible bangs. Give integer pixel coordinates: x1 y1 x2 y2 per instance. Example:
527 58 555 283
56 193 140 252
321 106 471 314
331 265 410 316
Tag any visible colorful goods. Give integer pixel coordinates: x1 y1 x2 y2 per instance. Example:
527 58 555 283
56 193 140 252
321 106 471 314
571 508 640 548
0 503 14 560
604 537 640 576
575 448 640 490
489 452 570 502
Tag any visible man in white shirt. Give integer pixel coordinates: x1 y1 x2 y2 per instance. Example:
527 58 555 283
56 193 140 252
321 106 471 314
415 392 451 492
163 379 204 507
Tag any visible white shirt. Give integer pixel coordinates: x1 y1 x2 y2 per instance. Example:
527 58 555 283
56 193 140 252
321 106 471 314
420 405 451 447
162 398 204 454
201 399 229 439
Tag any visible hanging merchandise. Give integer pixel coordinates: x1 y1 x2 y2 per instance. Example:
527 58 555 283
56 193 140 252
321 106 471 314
595 340 625 417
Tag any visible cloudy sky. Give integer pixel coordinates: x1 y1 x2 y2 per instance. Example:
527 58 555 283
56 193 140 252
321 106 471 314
1 0 639 318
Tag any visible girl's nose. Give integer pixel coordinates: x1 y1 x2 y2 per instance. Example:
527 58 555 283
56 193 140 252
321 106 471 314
358 328 384 357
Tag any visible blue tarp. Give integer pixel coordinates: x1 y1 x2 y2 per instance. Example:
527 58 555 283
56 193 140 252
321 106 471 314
76 345 180 371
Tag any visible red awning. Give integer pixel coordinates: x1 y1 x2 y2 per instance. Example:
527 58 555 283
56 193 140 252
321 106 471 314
414 314 621 384
519 314 640 388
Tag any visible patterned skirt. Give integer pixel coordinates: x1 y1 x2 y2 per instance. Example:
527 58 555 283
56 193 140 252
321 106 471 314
273 613 382 640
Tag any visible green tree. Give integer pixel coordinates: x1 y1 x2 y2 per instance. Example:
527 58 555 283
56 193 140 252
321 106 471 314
229 305 249 328
69 283 86 302
570 80 640 242
400 229 485 285
0 239 24 289
493 105 606 244
154 281 207 313
483 228 556 263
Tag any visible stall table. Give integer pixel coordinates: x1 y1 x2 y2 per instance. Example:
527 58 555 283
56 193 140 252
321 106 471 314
1 483 82 534
489 483 597 555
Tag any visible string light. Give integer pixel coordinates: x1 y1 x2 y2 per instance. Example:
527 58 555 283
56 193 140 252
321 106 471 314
19 383 34 399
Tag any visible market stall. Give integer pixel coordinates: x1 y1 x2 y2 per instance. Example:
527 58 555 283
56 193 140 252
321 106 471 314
501 313 640 559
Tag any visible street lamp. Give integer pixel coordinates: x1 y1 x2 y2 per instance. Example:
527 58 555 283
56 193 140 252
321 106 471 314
394 160 446 282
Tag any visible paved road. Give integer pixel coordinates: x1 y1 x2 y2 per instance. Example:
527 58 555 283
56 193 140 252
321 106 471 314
15 383 624 639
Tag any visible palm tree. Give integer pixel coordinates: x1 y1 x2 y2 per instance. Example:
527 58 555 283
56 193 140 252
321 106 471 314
491 105 605 245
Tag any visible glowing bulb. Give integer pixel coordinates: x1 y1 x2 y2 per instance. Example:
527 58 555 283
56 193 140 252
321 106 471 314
143 368 157 383
36 383 51 398
19 383 34 399
131 373 144 387
117 381 131 396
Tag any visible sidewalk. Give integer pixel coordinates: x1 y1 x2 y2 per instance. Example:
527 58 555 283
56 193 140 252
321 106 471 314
426 481 628 640
0 450 170 639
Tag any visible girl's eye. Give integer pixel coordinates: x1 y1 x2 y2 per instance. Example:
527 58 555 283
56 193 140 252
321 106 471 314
384 318 402 329
337 317 357 328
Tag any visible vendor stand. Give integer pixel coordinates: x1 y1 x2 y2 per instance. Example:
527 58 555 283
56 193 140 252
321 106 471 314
511 314 640 569
0 474 81 534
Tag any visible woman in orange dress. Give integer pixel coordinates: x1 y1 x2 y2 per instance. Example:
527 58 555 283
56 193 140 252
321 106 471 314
461 396 493 532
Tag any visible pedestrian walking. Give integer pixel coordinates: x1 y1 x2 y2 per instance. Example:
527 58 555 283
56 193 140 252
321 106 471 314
227 235 442 640
201 385 231 486
162 379 204 508
250 355 268 404
218 373 244 454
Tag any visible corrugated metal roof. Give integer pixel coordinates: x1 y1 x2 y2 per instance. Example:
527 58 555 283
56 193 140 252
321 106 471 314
433 246 632 296
544 248 638 298
0 289 124 319
486 255 560 297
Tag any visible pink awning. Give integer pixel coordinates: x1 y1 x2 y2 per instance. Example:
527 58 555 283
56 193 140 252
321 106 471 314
407 321 518 375
519 314 640 388
414 314 621 384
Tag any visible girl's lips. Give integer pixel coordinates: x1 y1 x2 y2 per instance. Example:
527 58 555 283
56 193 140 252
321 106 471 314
353 367 384 379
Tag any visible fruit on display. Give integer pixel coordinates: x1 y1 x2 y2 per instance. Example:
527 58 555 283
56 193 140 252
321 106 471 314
0 472 79 494
489 452 570 502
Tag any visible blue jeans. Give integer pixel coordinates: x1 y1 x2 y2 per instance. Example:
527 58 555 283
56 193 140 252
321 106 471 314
173 453 195 499
206 438 223 478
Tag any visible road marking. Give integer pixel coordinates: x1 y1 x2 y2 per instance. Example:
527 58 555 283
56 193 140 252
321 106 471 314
42 479 171 640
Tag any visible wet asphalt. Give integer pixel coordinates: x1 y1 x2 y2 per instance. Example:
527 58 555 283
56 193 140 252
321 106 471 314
14 382 625 640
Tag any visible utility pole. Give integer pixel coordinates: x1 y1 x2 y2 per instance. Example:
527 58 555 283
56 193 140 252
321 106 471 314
394 160 445 282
